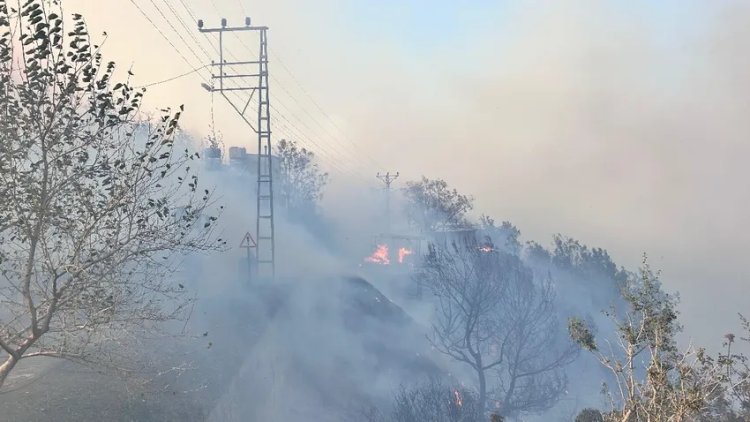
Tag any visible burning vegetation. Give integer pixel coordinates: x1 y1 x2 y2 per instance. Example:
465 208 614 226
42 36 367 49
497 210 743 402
478 245 494 253
398 247 414 263
365 244 390 265
364 245 414 265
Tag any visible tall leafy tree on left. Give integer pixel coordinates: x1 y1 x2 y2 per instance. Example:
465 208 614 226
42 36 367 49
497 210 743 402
0 0 221 387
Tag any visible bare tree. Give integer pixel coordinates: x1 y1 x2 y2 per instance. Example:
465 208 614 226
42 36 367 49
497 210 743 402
418 241 577 418
418 242 506 415
491 276 578 418
0 0 220 387
275 138 328 213
365 378 482 422
403 177 473 233
569 256 729 422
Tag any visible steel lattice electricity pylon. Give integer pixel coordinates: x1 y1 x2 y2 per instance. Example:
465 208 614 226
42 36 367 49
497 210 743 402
198 17 275 279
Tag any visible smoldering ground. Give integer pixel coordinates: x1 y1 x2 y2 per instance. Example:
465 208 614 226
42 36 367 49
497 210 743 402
0 129 627 421
164 149 635 421
5 2 750 418
0 137 626 422
55 0 750 352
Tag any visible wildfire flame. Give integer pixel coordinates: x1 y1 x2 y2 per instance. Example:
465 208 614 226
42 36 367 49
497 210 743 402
398 247 413 264
365 244 390 265
453 389 463 407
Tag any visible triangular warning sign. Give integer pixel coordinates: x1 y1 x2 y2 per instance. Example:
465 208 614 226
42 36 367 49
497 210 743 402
240 232 257 248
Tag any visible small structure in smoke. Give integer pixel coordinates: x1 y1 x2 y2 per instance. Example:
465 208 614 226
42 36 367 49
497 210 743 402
202 146 280 177
226 146 281 180
430 225 478 248
203 145 223 171
202 146 282 202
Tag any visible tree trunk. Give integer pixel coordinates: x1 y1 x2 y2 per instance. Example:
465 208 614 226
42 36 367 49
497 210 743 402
0 355 19 389
478 367 487 416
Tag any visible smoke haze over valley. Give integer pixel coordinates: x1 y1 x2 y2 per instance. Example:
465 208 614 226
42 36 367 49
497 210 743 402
2 1 750 421
57 0 750 344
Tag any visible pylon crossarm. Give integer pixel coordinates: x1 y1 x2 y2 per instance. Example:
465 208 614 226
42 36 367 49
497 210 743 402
221 92 257 132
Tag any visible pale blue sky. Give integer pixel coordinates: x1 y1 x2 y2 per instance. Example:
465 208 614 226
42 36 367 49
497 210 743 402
338 1 708 52
342 0 511 53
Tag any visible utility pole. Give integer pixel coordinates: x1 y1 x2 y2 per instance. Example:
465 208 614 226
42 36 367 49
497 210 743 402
198 17 276 280
376 172 399 234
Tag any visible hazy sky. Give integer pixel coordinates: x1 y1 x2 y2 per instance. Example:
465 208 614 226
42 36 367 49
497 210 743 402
63 0 750 345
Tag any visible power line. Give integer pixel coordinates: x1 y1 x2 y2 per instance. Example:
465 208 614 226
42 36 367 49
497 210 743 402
270 100 369 175
128 0 204 77
212 30 372 177
270 47 384 169
159 0 212 59
229 31 380 172
236 0 249 17
270 105 369 180
146 0 206 69
174 0 221 58
140 1 254 123
194 1 375 177
142 1 358 178
200 2 378 176
271 116 357 178
149 4 355 178
223 22 383 170
133 0 373 182
135 64 208 88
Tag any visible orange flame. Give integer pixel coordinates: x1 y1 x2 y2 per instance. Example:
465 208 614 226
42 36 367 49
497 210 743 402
453 389 463 407
365 244 390 265
398 247 413 264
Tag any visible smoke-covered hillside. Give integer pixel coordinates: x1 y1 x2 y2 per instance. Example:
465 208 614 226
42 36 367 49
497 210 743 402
3 2 750 421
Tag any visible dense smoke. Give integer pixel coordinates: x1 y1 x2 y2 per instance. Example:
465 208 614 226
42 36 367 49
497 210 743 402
4 1 750 421
146 141 641 421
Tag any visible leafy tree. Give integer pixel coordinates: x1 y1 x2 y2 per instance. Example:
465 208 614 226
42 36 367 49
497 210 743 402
550 235 629 286
417 240 577 418
524 235 629 318
569 257 728 422
275 138 328 214
702 316 750 421
403 177 473 233
523 240 551 264
727 316 750 415
0 0 219 387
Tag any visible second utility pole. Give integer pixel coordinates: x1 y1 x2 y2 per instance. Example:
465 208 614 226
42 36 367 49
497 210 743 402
377 172 399 235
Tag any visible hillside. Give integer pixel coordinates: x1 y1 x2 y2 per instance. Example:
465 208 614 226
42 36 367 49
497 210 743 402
0 276 443 422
